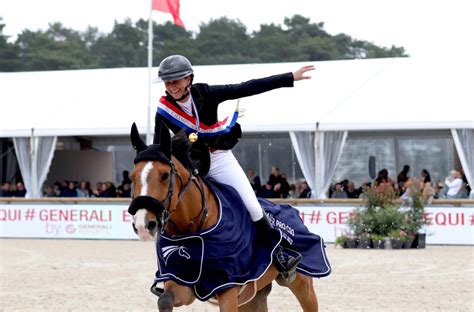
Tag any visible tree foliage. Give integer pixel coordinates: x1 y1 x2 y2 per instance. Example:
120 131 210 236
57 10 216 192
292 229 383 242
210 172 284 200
0 15 407 72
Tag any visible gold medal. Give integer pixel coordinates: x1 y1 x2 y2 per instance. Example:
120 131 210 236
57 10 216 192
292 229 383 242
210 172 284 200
188 132 198 142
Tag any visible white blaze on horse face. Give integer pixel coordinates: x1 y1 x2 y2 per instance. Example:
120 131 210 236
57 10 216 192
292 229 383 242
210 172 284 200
140 161 154 196
133 161 156 241
134 209 154 241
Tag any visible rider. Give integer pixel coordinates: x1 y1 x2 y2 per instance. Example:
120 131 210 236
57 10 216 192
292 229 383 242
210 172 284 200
155 55 314 278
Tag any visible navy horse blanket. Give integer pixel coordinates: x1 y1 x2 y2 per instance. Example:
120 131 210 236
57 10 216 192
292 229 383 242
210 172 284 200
154 179 331 301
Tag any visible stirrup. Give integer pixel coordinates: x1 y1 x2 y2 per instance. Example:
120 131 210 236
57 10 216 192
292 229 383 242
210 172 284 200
273 247 302 283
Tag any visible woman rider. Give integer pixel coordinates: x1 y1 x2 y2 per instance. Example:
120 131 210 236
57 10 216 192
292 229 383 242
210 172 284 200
155 55 314 277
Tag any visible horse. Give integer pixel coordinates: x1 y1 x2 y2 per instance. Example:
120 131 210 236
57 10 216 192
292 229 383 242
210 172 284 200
128 122 330 312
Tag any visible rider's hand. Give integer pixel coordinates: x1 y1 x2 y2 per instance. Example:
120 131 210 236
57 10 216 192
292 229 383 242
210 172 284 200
293 65 315 81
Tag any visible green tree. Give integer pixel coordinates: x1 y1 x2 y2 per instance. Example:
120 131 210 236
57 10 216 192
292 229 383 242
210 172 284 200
195 17 253 64
0 17 21 71
91 19 147 68
16 22 94 71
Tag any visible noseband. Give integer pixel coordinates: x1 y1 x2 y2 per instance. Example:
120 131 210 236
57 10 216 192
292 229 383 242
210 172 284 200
128 158 209 235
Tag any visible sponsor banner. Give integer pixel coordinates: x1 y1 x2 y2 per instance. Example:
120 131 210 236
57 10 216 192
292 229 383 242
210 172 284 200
0 204 137 240
296 206 474 245
1 204 473 244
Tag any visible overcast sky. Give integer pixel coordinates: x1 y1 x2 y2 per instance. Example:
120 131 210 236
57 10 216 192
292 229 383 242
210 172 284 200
1 0 473 59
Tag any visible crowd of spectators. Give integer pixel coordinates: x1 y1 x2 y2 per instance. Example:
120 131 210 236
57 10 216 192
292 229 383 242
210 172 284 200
1 166 471 200
328 165 471 201
42 171 133 198
247 166 312 199
0 181 27 197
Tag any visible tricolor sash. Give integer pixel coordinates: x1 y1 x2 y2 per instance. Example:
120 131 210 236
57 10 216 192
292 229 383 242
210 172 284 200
157 96 239 137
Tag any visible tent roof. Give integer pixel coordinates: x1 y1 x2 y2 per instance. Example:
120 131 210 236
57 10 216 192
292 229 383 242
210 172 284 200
1 57 472 138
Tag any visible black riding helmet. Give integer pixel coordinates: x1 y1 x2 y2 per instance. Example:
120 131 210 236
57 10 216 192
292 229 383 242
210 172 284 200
157 55 194 82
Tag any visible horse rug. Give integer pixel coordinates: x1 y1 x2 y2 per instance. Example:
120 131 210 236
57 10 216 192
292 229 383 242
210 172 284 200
154 179 331 301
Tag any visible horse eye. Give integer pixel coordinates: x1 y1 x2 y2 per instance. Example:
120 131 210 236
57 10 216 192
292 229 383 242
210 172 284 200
161 172 170 181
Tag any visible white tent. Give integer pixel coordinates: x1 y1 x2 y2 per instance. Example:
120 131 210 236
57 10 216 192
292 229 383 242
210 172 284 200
1 57 472 197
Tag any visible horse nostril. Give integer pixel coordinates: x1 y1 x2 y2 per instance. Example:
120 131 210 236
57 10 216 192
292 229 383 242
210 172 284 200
132 223 138 234
147 220 157 232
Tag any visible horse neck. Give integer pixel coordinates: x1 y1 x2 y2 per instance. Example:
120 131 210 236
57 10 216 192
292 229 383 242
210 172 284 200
165 157 218 236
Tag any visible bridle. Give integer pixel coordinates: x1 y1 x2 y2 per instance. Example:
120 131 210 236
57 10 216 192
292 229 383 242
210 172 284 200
129 157 209 236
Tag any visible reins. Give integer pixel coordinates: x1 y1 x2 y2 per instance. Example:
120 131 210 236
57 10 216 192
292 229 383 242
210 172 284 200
160 158 209 236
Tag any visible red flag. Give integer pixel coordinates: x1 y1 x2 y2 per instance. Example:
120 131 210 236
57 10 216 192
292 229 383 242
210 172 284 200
152 0 185 28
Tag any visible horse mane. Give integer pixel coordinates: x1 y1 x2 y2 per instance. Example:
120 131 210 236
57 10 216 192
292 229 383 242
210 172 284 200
171 131 199 172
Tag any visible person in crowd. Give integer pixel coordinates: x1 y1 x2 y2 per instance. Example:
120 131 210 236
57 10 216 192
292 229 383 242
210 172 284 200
97 183 110 197
42 185 56 197
345 181 360 198
61 181 78 197
153 53 313 240
105 181 117 197
92 182 102 197
298 181 312 198
397 165 410 189
421 169 431 184
444 170 463 199
76 180 92 197
277 173 291 198
375 168 390 186
422 181 436 204
257 181 276 198
13 182 26 197
458 170 471 199
331 183 348 199
1 182 13 197
121 170 132 185
118 182 132 197
288 183 297 198
246 168 261 195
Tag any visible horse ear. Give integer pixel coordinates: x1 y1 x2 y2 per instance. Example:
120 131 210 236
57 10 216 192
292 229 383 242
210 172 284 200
154 120 172 159
130 122 147 154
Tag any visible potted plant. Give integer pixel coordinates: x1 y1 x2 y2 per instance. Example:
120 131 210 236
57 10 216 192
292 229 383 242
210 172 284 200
401 178 428 248
335 235 348 248
389 230 404 249
370 234 384 249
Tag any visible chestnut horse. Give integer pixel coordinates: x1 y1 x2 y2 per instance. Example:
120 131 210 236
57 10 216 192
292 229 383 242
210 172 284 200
128 123 323 312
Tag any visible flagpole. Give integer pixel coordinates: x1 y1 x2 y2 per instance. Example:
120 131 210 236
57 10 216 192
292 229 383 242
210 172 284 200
146 0 154 145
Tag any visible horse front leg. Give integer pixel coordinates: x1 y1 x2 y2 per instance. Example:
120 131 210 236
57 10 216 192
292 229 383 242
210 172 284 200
157 281 195 312
216 286 240 312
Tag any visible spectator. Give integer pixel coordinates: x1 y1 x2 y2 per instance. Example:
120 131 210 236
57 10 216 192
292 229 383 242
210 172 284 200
43 185 57 197
121 170 132 185
77 181 92 197
61 181 78 197
13 182 27 197
1 182 13 197
331 183 348 199
345 181 360 198
257 181 276 198
105 181 117 197
421 169 431 184
288 184 297 198
298 181 312 198
277 173 291 198
246 168 261 194
118 183 132 198
422 182 436 204
375 168 390 186
268 166 280 186
397 165 410 189
92 182 102 197
444 170 463 199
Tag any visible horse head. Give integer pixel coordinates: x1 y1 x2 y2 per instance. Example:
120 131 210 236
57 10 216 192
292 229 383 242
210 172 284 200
128 121 175 241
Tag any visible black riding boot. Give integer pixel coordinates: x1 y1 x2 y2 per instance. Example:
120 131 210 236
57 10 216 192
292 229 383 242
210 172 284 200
254 214 302 283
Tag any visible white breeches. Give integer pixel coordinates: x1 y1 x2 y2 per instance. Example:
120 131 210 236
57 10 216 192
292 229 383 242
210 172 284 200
207 149 263 221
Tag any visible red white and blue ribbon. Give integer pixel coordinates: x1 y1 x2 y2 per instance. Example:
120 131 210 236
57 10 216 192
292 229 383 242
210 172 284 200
157 96 239 137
